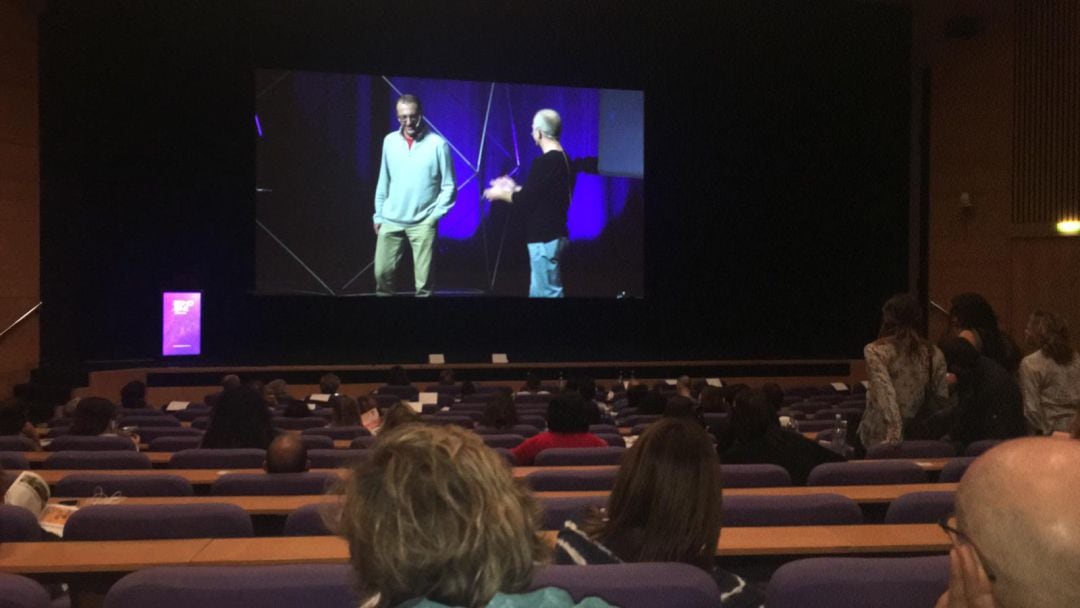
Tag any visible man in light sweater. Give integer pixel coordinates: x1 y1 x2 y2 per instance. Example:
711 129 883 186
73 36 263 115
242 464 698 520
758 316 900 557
373 94 456 296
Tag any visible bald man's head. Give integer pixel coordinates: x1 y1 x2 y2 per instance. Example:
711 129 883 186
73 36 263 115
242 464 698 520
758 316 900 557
265 434 309 474
956 437 1080 608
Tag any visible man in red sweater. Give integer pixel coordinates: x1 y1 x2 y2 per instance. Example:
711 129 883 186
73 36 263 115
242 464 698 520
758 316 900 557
511 393 608 465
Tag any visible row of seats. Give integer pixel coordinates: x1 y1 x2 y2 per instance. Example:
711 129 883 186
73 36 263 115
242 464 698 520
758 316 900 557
0 555 950 608
0 489 957 543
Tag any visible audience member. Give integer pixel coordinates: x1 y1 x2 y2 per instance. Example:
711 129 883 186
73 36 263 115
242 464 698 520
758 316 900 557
328 395 362 427
510 393 607 465
67 397 118 436
265 379 291 405
720 389 844 485
950 292 1021 373
636 390 667 416
624 383 649 411
663 395 703 426
860 293 948 447
458 380 477 399
519 372 548 395
119 380 152 410
319 373 342 396
478 393 518 431
336 424 609 608
937 337 1026 446
1019 310 1080 435
201 387 277 450
437 369 456 386
719 384 751 410
698 386 726 414
204 374 241 408
555 418 763 607
675 375 693 399
935 437 1080 607
378 403 422 435
0 398 39 449
760 383 784 416
264 434 309 474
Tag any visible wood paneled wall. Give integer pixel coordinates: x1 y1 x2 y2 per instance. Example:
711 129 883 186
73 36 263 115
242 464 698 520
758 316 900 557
0 0 41 398
916 0 1080 348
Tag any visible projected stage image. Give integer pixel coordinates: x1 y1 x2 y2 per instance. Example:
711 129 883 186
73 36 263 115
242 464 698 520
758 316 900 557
255 71 644 298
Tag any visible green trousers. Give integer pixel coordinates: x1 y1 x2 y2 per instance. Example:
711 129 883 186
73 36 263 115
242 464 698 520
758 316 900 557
374 218 438 296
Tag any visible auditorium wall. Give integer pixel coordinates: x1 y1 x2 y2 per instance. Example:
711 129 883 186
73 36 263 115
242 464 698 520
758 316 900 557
0 0 41 397
916 0 1080 346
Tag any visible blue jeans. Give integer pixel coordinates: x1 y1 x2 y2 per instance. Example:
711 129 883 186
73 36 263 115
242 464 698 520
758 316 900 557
527 237 568 298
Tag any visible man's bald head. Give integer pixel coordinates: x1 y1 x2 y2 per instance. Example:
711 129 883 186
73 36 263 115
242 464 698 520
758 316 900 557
956 437 1080 607
265 433 309 474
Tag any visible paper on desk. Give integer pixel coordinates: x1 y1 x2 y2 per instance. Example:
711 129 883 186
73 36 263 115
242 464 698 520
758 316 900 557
406 401 423 413
165 401 190 411
860 380 870 389
492 353 509 364
664 379 677 386
309 394 331 403
419 392 438 405
39 504 78 538
830 382 849 392
307 402 317 411
706 378 722 387
428 354 445 364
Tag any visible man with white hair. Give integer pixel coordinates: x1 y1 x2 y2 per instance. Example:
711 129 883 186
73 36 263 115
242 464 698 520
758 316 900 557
936 437 1080 607
484 109 572 297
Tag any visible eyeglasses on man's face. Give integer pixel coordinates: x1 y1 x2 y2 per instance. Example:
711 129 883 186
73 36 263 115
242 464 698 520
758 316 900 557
397 113 421 125
938 514 997 583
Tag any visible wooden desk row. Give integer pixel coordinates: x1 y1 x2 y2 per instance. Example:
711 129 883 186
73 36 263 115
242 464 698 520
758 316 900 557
0 525 951 576
45 483 958 515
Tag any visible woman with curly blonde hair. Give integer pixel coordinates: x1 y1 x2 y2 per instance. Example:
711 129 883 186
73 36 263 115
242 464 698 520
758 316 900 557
336 423 610 608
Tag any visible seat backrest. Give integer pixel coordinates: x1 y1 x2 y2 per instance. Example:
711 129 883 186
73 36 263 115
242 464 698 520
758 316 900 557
938 457 976 483
530 563 722 608
0 435 36 451
53 473 194 498
0 573 51 608
0 504 43 542
377 385 419 400
538 495 608 530
884 491 956 524
46 435 137 452
594 433 626 448
118 416 181 428
136 427 204 443
298 435 333 450
102 565 357 608
0 451 30 470
480 434 526 449
283 503 335 536
963 439 1001 457
349 436 376 449
169 448 266 469
211 472 338 496
308 449 369 469
271 417 328 431
587 424 618 434
534 447 626 466
722 494 862 526
423 415 474 429
43 450 152 470
720 463 792 488
147 436 203 452
301 426 371 440
807 461 928 486
64 503 254 540
866 440 957 460
766 556 949 608
526 468 618 492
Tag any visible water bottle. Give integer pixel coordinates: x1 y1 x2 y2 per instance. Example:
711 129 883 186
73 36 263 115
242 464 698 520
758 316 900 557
832 414 848 451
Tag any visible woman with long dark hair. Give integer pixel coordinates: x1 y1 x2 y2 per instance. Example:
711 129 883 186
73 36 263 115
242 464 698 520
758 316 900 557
554 418 763 606
949 292 1021 373
859 293 949 447
200 386 277 449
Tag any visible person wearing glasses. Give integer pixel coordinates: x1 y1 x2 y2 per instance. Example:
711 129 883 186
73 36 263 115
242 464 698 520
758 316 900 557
935 437 1080 608
373 94 456 297
483 109 572 297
